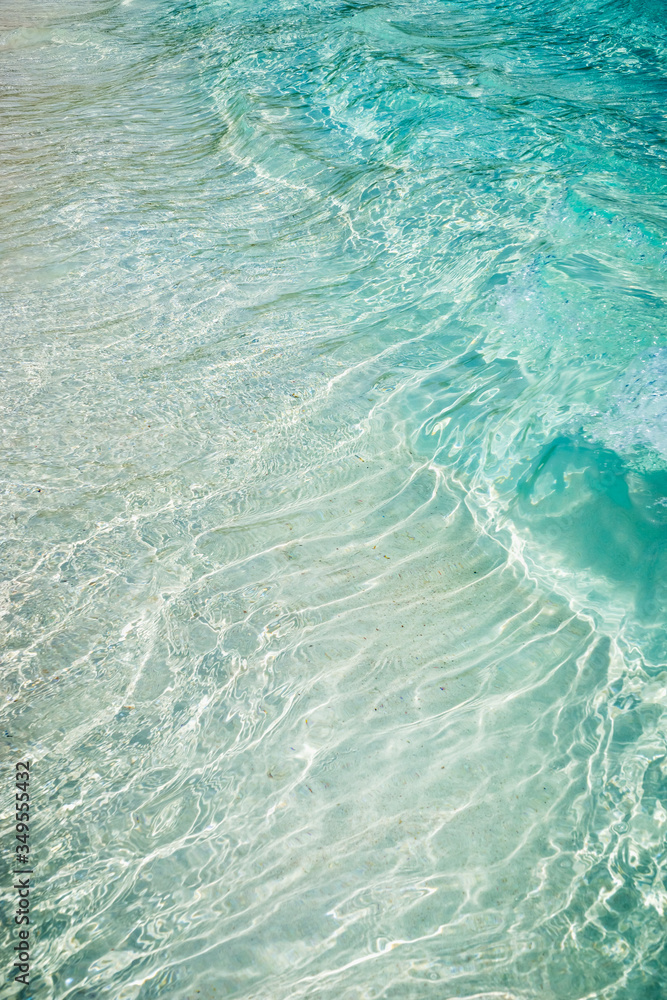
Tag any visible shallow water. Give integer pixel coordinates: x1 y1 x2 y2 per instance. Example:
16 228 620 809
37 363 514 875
1 1 667 997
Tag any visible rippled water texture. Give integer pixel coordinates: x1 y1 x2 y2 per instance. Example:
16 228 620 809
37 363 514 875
2 1 667 997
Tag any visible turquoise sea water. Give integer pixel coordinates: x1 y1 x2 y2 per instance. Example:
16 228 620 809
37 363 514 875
1 0 667 997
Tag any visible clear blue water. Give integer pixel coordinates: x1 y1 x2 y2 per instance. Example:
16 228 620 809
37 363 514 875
1 1 667 997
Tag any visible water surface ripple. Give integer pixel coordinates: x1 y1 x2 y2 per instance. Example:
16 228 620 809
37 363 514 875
1 1 667 998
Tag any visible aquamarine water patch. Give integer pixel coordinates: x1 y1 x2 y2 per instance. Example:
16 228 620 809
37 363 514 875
1 1 666 998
